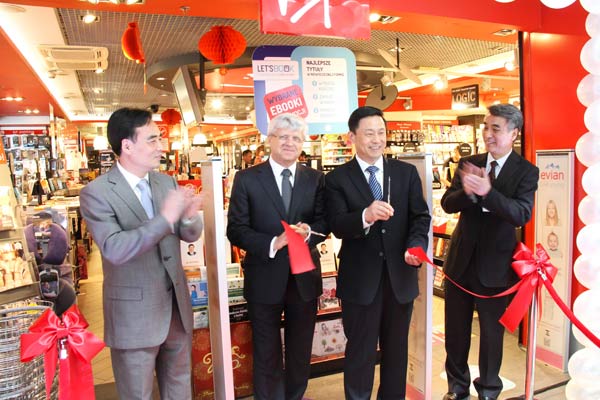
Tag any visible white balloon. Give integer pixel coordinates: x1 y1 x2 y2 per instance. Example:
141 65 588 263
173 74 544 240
572 289 600 347
579 195 600 224
581 0 600 15
576 224 600 254
577 74 600 107
584 99 600 132
568 348 600 382
581 37 600 75
582 164 600 198
575 132 600 167
565 379 600 399
540 0 576 8
586 13 600 37
574 255 600 290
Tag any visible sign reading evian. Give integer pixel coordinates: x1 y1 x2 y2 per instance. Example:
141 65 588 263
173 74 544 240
260 0 371 40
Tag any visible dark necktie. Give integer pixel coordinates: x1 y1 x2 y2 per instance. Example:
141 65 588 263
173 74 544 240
281 169 292 213
489 160 498 184
366 166 383 201
137 179 154 218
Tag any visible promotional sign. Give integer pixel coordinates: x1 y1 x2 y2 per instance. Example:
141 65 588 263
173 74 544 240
259 0 370 40
451 84 479 110
534 150 574 371
253 45 358 136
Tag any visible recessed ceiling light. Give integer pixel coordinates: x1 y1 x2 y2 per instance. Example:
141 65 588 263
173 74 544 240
159 93 169 97
493 28 517 37
80 14 99 24
0 4 26 13
156 77 166 81
95 68 105 74
371 14 401 24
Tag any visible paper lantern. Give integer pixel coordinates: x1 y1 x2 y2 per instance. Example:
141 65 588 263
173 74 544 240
121 22 145 64
309 135 319 141
198 26 246 65
161 108 182 125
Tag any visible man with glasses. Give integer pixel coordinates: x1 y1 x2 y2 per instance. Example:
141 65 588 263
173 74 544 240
441 104 539 400
80 108 203 399
227 113 329 400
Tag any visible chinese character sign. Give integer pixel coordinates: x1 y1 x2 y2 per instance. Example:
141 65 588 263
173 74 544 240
260 0 370 40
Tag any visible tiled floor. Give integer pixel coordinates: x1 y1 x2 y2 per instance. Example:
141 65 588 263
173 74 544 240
80 245 570 399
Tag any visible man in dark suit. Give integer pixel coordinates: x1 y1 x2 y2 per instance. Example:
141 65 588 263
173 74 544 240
80 108 203 399
441 104 539 400
325 106 431 400
227 113 329 400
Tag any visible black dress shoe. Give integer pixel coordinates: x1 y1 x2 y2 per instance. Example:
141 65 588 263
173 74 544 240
442 392 469 400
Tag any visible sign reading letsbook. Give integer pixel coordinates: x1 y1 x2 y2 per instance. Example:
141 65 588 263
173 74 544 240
259 0 370 40
451 84 479 110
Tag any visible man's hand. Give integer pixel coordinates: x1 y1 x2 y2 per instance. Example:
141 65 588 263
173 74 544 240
160 187 188 225
364 200 394 224
404 250 422 267
273 231 288 251
182 188 203 220
458 161 492 197
291 222 310 239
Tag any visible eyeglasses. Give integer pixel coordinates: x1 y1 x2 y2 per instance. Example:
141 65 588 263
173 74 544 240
271 134 304 144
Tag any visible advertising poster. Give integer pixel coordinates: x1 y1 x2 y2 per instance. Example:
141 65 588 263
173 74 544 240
252 45 358 136
534 150 574 371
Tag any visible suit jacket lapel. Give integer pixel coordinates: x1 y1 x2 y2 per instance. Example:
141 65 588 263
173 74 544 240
494 151 520 190
148 171 165 217
288 163 307 222
256 162 287 220
107 167 149 222
348 158 374 204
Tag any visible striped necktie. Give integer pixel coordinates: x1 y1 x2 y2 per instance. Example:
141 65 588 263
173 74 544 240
366 166 383 201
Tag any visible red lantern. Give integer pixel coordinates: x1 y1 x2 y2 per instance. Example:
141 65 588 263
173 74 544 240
309 135 319 141
161 109 182 125
121 22 145 64
198 26 246 65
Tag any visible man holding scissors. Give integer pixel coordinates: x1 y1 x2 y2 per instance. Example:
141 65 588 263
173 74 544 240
325 106 431 399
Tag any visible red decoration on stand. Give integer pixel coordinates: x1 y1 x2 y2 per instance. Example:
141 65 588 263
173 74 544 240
161 108 182 125
198 26 246 65
20 305 105 400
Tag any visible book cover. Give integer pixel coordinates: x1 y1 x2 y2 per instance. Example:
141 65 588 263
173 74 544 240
318 276 340 311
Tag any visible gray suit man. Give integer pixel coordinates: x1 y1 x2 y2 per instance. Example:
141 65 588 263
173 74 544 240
80 108 203 400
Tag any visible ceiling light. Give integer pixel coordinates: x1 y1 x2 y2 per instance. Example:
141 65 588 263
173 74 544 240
95 68 105 74
504 60 516 71
493 28 517 36
24 109 32 114
403 98 413 110
369 13 381 23
87 0 100 4
156 76 166 81
159 93 169 97
211 98 223 109
380 75 393 86
1 96 24 101
80 14 99 23
33 109 39 114
193 133 208 145
171 141 182 151
93 135 109 150
372 15 401 24
433 75 448 90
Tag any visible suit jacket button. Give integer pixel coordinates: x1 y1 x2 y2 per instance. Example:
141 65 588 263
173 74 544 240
379 252 384 257
381 228 386 234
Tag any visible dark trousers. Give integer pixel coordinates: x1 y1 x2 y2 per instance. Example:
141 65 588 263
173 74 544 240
342 271 414 400
444 263 509 399
247 277 317 400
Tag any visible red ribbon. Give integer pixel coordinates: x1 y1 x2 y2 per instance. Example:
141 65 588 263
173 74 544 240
408 244 600 348
499 243 558 332
281 221 316 275
20 304 105 400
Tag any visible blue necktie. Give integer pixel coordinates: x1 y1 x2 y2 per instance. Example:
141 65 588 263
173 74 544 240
366 166 383 201
137 179 154 218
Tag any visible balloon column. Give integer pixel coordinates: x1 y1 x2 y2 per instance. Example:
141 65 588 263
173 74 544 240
570 2 600 399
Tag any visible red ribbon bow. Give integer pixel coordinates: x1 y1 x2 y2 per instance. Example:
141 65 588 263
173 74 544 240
20 305 105 400
499 243 558 332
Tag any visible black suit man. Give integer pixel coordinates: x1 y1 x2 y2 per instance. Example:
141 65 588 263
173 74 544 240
441 104 539 400
325 106 431 400
227 113 329 400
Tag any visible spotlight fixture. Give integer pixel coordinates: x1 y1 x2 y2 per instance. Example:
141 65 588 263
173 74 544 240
370 14 401 24
1 97 24 101
80 13 99 23
433 75 448 90
95 68 105 74
403 98 413 110
380 75 393 87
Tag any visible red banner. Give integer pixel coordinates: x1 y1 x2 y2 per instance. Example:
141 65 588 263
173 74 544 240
264 84 308 119
260 0 371 40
